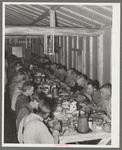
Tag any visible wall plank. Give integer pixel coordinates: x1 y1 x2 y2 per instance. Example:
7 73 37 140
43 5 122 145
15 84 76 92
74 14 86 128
50 10 55 62
32 39 34 53
83 37 86 74
86 37 90 78
93 36 98 80
34 38 40 56
97 34 103 86
59 36 62 64
66 36 69 69
62 36 66 66
69 36 72 68
75 36 79 70
89 36 93 79
78 37 83 73
55 52 59 63
71 36 75 68
74 37 77 70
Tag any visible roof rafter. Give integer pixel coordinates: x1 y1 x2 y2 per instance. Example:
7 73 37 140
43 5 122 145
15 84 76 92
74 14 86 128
30 5 62 25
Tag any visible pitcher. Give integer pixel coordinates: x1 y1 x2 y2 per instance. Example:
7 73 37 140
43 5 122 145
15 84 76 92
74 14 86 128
77 114 89 133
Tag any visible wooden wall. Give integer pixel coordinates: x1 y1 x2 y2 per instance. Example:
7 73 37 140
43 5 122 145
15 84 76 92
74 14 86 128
50 28 111 86
102 27 111 85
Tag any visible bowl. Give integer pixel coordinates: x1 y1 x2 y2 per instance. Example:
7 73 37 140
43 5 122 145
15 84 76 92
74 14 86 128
47 94 52 98
53 111 62 117
103 123 111 133
61 119 70 127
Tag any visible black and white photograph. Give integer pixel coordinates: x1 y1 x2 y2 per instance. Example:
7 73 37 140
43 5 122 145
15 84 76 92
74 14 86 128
2 2 120 147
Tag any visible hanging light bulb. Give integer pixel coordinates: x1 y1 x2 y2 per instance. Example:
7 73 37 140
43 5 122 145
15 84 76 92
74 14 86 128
44 29 55 55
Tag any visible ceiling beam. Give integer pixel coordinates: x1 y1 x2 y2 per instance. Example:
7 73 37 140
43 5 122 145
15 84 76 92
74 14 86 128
30 5 62 25
50 10 55 27
5 26 104 36
5 35 43 39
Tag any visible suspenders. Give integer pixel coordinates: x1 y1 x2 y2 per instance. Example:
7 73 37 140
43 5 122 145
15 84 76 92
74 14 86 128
21 116 40 143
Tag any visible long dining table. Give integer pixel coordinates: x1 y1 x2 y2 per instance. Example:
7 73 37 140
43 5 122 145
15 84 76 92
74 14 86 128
45 76 111 145
59 123 111 145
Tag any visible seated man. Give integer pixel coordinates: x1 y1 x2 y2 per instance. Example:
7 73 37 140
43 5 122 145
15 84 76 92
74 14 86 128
81 80 99 102
11 78 26 105
16 91 46 131
43 57 51 63
91 84 111 122
43 62 51 77
39 57 45 70
18 98 61 144
8 61 23 84
29 63 35 75
49 63 57 75
9 69 25 98
70 74 87 94
53 64 61 78
98 84 111 120
20 57 25 65
65 68 75 87
58 66 67 82
15 81 34 117
71 70 80 82
33 76 42 92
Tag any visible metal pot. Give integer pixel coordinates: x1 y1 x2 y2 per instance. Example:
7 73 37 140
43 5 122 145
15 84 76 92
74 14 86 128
77 114 89 133
41 74 46 83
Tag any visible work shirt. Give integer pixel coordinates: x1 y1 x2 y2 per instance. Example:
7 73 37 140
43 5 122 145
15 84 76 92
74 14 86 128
18 113 59 144
99 99 111 120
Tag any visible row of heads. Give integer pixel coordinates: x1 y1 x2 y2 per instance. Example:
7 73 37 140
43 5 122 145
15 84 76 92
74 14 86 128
8 54 111 100
19 80 59 119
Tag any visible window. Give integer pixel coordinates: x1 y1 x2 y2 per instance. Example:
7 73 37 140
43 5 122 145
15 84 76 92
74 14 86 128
12 47 22 57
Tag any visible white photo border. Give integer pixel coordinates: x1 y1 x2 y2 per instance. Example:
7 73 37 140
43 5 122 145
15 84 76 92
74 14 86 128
2 2 120 148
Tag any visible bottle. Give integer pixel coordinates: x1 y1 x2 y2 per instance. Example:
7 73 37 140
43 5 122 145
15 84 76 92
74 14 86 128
41 74 45 83
68 120 75 132
52 85 59 98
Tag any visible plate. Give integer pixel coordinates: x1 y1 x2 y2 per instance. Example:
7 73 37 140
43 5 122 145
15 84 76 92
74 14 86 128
47 94 52 98
60 93 69 96
90 114 104 121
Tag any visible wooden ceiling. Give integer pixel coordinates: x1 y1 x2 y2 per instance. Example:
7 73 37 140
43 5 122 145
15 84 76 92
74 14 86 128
5 4 112 29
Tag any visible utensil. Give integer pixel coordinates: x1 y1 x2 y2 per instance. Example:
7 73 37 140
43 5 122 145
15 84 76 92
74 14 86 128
60 129 67 136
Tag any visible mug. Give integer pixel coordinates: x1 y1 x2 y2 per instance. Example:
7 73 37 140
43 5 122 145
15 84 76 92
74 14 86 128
103 122 111 133
95 118 103 126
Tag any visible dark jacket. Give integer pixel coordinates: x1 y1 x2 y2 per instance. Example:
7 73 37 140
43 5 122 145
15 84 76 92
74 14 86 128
70 82 83 93
16 103 34 131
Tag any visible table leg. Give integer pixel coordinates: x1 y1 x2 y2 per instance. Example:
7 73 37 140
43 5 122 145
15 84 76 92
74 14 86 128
97 138 111 145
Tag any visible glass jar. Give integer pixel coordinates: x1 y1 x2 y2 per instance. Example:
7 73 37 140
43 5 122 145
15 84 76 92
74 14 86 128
68 120 75 132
